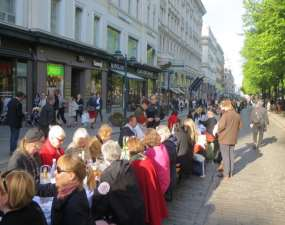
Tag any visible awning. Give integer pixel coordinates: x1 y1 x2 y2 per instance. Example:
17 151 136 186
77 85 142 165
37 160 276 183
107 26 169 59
170 88 180 94
177 88 185 95
112 69 144 80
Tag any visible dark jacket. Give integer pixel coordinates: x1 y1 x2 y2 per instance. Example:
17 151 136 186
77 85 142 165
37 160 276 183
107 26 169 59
39 103 56 127
92 160 145 225
37 184 93 225
6 98 24 128
0 201 47 225
7 150 41 184
95 97 103 111
146 104 161 128
118 125 136 147
200 117 217 135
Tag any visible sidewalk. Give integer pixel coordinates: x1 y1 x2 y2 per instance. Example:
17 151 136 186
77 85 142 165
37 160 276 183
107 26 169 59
0 111 188 169
268 111 285 129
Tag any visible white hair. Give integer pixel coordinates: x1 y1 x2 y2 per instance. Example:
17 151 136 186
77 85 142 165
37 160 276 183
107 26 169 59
156 125 171 143
101 140 121 162
72 128 89 144
48 125 66 140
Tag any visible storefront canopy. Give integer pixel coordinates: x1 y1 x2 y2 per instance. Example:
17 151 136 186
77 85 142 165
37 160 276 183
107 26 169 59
177 88 185 95
112 69 144 81
170 88 180 94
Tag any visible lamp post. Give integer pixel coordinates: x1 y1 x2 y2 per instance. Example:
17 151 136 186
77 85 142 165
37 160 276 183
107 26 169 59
113 50 137 119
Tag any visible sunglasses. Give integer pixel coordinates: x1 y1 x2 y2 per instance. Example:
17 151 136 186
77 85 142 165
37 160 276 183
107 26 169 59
0 170 13 193
56 166 72 174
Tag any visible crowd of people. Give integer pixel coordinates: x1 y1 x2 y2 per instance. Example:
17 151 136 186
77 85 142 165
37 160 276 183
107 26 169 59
0 90 250 225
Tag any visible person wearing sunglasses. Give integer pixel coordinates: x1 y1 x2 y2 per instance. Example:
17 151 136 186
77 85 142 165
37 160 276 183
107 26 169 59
0 170 47 225
7 128 45 184
39 125 65 166
37 154 95 225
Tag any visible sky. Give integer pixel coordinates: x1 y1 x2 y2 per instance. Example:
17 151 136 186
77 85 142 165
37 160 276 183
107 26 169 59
202 0 245 89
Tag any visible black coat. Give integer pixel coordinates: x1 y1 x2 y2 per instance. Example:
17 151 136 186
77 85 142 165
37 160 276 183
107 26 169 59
92 160 145 225
118 125 136 147
39 103 56 127
145 104 161 128
6 98 24 128
200 117 217 135
36 184 93 225
0 201 47 225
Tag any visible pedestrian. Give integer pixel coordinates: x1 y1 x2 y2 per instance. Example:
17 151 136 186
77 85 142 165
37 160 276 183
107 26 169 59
39 125 65 166
0 170 48 225
87 93 97 128
134 99 149 126
38 95 56 137
146 95 161 128
95 92 103 123
250 99 269 150
168 110 178 130
6 91 25 155
67 96 78 127
118 115 138 147
217 100 242 179
38 92 46 109
7 128 45 184
57 92 66 125
76 94 84 122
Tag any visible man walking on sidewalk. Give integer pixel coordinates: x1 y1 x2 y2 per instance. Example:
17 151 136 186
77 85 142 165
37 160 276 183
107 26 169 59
6 92 25 155
250 100 269 150
217 100 242 179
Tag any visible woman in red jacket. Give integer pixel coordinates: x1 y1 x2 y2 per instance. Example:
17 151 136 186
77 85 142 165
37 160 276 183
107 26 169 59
40 125 65 166
128 137 168 225
168 111 178 130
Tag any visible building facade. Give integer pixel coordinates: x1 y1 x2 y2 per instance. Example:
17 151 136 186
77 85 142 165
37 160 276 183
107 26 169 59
157 0 206 101
201 25 224 99
0 0 161 113
223 68 235 95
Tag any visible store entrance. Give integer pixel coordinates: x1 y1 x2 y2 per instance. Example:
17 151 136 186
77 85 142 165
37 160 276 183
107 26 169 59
71 68 83 98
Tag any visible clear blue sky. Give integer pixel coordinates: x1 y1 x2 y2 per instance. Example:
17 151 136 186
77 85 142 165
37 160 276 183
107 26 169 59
202 0 245 88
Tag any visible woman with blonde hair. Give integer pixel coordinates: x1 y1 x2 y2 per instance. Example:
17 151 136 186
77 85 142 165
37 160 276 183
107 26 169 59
7 128 45 184
96 124 112 144
143 128 170 194
0 170 47 225
37 154 95 225
127 137 168 225
88 136 102 162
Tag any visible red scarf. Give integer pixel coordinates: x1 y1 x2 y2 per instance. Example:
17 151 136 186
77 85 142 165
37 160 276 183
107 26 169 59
57 180 81 200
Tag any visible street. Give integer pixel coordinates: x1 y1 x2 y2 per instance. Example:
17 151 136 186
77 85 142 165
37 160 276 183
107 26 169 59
164 108 285 225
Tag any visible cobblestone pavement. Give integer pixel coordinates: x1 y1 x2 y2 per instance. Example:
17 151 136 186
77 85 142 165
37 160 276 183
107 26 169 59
164 108 285 225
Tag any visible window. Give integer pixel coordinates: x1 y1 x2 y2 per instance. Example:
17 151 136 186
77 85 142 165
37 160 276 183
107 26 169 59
0 0 15 24
136 0 139 19
147 45 155 65
152 8 155 28
128 37 138 58
51 0 60 33
93 16 100 47
107 26 120 53
75 7 82 41
147 5 150 26
128 0 132 15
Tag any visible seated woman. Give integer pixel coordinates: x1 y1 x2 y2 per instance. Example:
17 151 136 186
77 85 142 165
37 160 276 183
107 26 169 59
92 140 145 225
7 128 45 184
40 125 65 166
0 170 47 225
37 154 95 225
127 137 168 225
66 128 91 161
143 129 170 194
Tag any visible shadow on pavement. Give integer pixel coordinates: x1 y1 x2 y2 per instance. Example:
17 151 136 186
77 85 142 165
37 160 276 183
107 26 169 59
261 136 277 148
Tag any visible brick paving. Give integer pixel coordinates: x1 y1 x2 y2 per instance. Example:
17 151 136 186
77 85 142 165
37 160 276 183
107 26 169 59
164 108 285 225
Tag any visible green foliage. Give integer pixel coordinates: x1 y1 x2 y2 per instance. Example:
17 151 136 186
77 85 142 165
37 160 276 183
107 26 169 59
241 0 285 95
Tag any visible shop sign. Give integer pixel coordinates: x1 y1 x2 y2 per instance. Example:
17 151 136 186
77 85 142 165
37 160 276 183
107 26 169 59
111 63 125 71
93 60 103 68
137 69 154 78
47 64 64 77
77 55 85 63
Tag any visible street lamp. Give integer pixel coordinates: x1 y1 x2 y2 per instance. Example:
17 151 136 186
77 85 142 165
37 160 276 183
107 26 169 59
113 50 137 119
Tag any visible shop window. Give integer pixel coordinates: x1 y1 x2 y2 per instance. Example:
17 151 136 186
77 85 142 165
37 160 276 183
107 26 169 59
47 64 64 96
0 0 15 24
93 16 100 47
0 60 14 98
147 79 154 97
128 37 138 59
91 69 102 95
107 26 120 53
75 7 82 41
107 73 123 108
128 79 143 111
